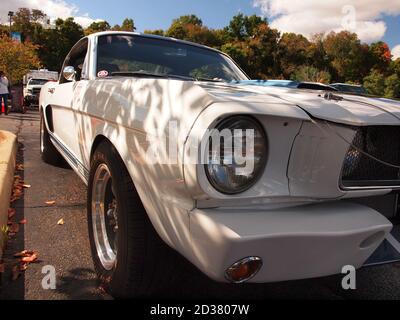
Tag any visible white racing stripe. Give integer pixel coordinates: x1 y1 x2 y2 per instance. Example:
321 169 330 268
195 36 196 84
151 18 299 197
386 233 400 254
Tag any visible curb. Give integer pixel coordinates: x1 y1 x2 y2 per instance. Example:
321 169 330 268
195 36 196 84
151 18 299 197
0 130 17 258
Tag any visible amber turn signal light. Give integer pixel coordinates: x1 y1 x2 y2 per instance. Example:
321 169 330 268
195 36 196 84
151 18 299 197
225 257 263 283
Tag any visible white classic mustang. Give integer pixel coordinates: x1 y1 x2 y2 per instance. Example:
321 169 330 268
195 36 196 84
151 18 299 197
39 31 400 298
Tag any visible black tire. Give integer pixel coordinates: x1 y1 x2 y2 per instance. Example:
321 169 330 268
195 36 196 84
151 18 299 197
87 141 176 298
40 111 64 165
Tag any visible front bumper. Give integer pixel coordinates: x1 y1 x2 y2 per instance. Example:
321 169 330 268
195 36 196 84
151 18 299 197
189 201 392 283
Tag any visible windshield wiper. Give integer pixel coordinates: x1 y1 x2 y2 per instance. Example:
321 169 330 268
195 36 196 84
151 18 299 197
195 77 225 83
110 71 194 81
110 71 228 83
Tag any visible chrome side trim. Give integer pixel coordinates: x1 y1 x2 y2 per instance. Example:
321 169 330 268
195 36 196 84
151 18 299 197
48 132 89 184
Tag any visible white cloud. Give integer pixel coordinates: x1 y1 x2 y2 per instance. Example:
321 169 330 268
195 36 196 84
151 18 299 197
253 0 400 42
392 45 400 60
0 0 103 28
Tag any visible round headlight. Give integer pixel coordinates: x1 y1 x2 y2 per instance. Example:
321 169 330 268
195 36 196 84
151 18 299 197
205 116 267 194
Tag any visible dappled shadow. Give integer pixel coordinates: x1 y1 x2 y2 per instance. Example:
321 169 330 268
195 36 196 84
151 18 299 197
55 267 110 300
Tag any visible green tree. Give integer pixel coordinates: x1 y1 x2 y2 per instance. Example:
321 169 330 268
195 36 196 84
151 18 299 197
164 15 220 47
224 14 266 41
363 69 385 96
85 21 111 35
323 31 364 82
37 18 84 71
384 74 400 98
120 18 135 31
367 41 392 74
11 8 48 43
389 58 400 77
278 33 311 78
221 15 280 79
144 29 165 36
291 65 331 83
166 15 203 39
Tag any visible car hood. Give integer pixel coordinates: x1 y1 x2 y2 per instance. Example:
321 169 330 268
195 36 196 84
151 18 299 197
198 82 400 126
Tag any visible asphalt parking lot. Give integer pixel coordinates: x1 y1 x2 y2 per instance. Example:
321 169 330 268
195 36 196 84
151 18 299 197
1 109 400 300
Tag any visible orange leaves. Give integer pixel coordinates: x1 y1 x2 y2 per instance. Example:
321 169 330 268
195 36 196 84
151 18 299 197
21 252 38 264
8 208 16 219
12 250 39 279
10 174 29 203
57 218 64 225
45 200 56 205
0 34 41 87
15 164 24 171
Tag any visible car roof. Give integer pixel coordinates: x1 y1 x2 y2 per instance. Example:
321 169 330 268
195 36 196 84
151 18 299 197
331 83 363 87
87 31 224 55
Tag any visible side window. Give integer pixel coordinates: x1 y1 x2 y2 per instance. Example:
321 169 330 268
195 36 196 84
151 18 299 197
60 39 89 84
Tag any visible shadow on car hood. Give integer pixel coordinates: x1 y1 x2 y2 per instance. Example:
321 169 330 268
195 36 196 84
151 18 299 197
198 82 400 126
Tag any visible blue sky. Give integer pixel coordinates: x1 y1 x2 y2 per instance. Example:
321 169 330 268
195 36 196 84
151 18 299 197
71 0 399 48
75 0 260 32
0 0 399 57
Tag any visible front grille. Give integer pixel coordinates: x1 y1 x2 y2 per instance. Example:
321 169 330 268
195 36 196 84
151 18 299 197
341 126 400 188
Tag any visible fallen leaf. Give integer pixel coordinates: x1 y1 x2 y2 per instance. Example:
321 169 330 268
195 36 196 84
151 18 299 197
9 223 19 234
19 219 27 225
45 200 56 205
16 164 24 171
8 208 16 219
57 218 64 225
19 263 28 272
22 184 31 189
14 250 34 258
21 252 38 263
97 285 107 295
11 264 20 281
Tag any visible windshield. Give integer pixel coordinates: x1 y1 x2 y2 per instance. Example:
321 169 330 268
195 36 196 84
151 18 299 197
28 79 48 85
332 84 367 94
96 34 248 82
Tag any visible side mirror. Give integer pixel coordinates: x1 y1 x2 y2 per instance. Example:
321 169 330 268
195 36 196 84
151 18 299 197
63 66 76 81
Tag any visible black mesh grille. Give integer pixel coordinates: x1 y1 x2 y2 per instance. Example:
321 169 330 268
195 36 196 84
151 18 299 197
341 126 400 187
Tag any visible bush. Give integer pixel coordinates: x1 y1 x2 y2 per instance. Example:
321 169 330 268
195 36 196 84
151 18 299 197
384 74 400 99
291 65 331 83
363 69 385 96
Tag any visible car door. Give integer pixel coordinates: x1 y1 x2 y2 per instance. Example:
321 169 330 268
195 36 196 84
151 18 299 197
48 38 89 169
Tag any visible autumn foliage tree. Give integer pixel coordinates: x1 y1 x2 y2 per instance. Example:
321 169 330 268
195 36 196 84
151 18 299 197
0 35 41 84
3 9 399 98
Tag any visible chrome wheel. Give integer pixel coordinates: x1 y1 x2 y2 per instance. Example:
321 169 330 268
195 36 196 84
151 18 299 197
91 164 118 270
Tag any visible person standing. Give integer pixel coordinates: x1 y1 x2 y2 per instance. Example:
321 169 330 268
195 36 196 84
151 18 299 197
0 71 9 115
